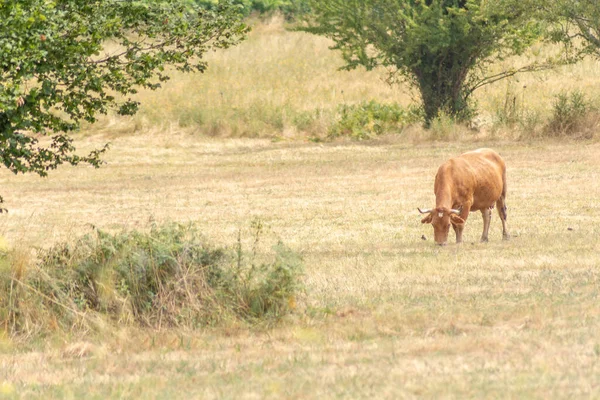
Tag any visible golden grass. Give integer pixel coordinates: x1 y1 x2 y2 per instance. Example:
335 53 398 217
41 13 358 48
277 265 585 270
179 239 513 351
2 18 600 398
83 16 600 140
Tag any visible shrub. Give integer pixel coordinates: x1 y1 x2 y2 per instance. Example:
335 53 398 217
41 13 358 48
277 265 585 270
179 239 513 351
328 101 422 140
545 91 595 137
0 222 303 336
293 108 330 137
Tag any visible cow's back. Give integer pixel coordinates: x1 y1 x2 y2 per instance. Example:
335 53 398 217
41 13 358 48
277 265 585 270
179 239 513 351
438 149 506 211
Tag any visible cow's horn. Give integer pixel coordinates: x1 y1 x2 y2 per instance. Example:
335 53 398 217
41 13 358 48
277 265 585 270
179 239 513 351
418 208 432 214
450 208 461 214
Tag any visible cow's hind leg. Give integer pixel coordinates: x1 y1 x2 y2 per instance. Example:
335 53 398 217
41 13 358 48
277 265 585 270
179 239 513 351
496 197 510 240
481 208 492 242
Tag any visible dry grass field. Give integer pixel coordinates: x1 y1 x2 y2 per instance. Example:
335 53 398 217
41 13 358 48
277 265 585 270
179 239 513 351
1 17 600 399
1 135 600 398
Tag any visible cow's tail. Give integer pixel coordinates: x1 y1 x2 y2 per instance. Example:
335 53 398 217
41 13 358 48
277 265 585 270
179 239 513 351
499 168 508 221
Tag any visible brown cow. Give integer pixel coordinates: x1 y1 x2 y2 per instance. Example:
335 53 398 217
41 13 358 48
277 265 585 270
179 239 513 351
418 148 509 245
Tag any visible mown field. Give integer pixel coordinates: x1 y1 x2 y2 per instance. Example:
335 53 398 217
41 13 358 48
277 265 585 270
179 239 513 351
1 17 600 399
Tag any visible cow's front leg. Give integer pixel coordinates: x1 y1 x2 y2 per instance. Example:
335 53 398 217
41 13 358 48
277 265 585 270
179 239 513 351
452 203 471 244
452 223 463 243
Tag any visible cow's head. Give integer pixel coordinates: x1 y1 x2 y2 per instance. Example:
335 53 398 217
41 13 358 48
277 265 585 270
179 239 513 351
418 207 465 245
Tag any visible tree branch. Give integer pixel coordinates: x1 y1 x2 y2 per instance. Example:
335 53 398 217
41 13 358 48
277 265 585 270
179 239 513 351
467 63 555 96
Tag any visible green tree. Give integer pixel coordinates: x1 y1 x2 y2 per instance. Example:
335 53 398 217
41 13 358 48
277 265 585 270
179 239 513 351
544 0 600 59
302 0 544 124
0 0 248 204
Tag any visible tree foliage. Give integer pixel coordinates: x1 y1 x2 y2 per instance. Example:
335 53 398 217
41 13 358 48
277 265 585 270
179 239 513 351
544 0 600 59
191 0 310 19
302 0 544 124
0 0 248 201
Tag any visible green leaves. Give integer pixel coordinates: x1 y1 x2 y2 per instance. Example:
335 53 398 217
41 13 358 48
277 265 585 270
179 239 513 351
328 101 422 140
194 0 310 18
0 0 248 183
543 0 600 59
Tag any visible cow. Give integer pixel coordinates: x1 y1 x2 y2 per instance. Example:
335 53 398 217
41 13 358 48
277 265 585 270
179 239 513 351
418 148 510 246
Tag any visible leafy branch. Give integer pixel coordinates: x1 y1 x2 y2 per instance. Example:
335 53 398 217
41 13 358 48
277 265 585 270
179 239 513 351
0 0 248 202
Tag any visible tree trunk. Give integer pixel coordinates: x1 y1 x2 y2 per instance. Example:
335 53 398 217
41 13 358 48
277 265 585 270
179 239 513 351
413 56 472 126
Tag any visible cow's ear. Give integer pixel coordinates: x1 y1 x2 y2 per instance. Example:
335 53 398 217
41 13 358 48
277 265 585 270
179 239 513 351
421 213 433 224
450 214 465 226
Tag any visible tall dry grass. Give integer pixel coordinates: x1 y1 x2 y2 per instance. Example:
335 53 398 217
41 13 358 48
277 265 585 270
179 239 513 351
84 16 600 140
86 16 405 138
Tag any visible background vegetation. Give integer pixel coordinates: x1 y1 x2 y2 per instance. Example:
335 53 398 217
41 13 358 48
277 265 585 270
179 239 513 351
302 0 545 124
88 15 600 142
0 0 248 207
190 0 310 18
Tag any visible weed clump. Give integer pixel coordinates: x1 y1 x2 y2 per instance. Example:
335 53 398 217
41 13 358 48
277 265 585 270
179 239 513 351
328 101 422 140
544 91 598 138
0 222 303 336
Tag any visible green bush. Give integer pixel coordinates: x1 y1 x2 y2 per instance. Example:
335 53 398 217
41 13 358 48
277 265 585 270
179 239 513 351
328 101 422 140
545 91 593 136
1 222 303 335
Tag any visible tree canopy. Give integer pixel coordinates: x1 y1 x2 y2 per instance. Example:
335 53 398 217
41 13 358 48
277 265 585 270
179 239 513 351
0 0 248 204
544 0 600 59
301 0 544 124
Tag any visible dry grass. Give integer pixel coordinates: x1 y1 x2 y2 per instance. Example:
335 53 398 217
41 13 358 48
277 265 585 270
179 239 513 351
82 16 600 140
2 17 600 399
86 16 412 139
1 134 600 398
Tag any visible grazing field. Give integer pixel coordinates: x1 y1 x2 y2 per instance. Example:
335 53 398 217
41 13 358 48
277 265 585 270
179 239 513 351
1 134 600 398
